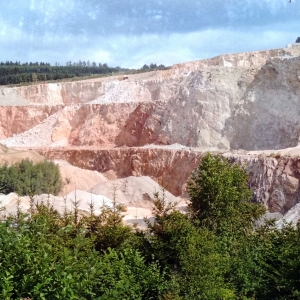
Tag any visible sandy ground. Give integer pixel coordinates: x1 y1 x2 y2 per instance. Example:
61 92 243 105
0 190 178 229
0 146 45 165
0 143 184 227
91 176 182 209
0 191 112 217
54 159 109 195
0 170 183 228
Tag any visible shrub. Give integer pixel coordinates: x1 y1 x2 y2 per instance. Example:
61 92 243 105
138 189 234 299
187 153 265 236
0 204 166 299
0 159 62 196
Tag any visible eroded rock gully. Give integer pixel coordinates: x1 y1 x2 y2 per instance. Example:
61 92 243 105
2 46 300 214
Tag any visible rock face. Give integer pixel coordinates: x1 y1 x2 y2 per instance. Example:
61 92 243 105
36 147 201 197
227 153 300 214
2 47 300 214
0 106 62 139
226 56 300 150
35 147 300 214
2 47 300 150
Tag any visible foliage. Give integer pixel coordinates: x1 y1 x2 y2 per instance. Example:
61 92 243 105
0 204 166 299
185 154 300 298
187 153 265 236
3 153 300 299
83 202 135 253
0 61 123 85
0 60 167 86
138 189 234 299
229 221 300 299
0 159 62 196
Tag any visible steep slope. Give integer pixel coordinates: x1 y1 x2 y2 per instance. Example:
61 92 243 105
2 47 300 150
2 46 300 217
35 146 300 214
226 56 300 150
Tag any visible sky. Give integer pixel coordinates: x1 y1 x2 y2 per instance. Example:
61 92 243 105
0 0 299 68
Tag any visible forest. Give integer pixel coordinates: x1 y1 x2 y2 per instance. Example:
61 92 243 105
0 61 166 85
0 154 299 299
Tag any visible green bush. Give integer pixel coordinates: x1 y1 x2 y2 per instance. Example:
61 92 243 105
0 159 62 196
187 153 265 236
3 154 300 299
137 190 234 299
0 204 167 299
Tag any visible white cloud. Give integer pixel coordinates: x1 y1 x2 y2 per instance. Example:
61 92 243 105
105 27 297 68
0 14 298 68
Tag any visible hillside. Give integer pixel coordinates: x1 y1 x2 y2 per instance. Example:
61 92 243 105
2 45 300 219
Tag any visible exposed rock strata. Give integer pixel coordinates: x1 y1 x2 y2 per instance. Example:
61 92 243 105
34 147 300 214
0 106 62 139
227 153 300 214
36 147 200 197
2 47 300 150
2 47 300 216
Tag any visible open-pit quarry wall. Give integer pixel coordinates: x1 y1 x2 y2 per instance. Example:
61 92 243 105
35 147 300 215
2 46 300 214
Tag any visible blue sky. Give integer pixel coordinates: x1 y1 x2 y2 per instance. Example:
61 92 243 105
0 0 299 68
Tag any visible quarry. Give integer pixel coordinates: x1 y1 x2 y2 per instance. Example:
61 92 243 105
2 46 300 224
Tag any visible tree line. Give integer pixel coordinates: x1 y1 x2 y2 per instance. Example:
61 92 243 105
0 60 167 86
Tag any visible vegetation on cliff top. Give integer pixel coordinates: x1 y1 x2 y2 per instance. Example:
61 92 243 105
0 61 168 86
0 154 299 299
